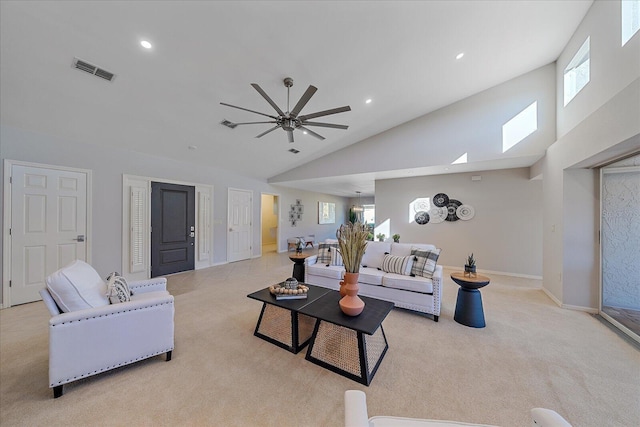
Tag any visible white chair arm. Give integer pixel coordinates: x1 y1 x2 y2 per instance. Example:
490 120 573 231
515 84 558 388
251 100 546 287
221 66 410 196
530 408 572 427
345 390 371 427
129 277 167 294
47 293 174 388
305 255 318 265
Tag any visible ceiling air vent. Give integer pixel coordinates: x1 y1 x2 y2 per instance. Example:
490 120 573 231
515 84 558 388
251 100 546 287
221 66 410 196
72 57 116 82
288 148 300 154
220 119 237 129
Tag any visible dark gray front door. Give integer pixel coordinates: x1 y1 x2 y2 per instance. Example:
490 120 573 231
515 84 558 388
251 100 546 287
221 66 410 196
151 182 195 277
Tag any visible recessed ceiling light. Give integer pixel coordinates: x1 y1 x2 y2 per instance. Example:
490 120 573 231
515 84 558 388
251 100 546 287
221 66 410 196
456 52 464 60
365 99 372 104
140 40 152 49
303 131 308 135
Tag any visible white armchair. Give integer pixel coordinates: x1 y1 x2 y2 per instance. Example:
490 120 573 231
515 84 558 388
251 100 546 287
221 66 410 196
40 260 175 398
344 390 572 427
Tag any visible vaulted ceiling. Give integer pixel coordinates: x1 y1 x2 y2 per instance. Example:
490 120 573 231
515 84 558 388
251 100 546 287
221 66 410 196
0 1 593 196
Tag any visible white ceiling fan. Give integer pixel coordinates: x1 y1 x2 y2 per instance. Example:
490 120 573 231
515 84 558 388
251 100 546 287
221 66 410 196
220 77 351 143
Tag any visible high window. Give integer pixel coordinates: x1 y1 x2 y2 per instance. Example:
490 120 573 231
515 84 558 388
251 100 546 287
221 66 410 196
622 0 640 46
563 37 590 106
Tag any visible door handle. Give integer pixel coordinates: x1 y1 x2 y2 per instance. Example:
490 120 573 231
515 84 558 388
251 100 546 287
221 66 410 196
73 235 85 242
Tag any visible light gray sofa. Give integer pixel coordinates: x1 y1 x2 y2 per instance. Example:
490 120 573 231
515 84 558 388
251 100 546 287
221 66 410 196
40 260 174 398
305 240 442 321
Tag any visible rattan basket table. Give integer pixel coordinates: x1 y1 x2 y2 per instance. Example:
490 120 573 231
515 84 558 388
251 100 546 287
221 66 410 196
247 284 331 354
298 292 394 386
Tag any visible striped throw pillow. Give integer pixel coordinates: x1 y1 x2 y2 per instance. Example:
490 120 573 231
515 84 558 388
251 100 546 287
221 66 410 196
106 272 131 304
411 248 441 278
381 254 414 275
330 248 344 266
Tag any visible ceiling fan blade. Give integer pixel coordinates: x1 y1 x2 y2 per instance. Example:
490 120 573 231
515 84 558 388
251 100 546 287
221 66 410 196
287 129 294 143
300 121 349 130
255 125 281 138
298 126 325 140
298 105 351 121
289 85 317 118
234 121 278 125
220 102 277 119
251 83 285 116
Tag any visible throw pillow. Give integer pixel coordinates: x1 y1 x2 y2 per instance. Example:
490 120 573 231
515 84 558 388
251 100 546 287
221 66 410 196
106 273 131 304
330 248 344 266
317 243 334 264
411 248 441 278
381 254 414 276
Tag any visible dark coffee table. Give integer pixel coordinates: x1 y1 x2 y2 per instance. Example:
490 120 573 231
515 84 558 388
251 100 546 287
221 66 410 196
298 291 394 386
247 284 330 353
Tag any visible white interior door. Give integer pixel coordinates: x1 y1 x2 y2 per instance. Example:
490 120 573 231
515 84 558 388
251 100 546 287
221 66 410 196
10 164 88 305
228 188 252 262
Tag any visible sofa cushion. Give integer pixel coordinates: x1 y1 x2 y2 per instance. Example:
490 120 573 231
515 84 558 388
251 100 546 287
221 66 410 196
358 267 385 286
46 260 110 313
383 273 434 294
307 263 344 280
361 241 391 269
381 254 414 276
106 273 131 304
411 248 441 278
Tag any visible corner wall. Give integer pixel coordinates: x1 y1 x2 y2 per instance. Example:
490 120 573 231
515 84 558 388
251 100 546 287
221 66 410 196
540 0 640 309
375 168 542 277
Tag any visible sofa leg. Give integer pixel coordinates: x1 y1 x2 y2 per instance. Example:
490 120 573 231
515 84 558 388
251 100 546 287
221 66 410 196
53 385 63 398
433 315 439 322
166 350 172 361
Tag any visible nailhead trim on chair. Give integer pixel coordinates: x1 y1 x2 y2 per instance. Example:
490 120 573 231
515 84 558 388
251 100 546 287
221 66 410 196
51 301 174 326
50 348 174 387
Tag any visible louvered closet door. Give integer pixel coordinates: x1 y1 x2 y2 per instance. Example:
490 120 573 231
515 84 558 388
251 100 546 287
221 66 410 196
11 165 88 305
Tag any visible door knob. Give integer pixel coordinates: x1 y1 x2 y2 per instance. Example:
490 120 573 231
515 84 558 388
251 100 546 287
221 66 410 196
73 235 85 242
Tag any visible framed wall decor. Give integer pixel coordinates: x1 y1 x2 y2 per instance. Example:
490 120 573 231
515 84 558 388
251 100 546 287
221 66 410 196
318 201 336 224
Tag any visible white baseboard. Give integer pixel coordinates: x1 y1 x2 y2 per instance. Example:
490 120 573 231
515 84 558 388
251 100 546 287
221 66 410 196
541 287 598 313
212 261 228 267
541 287 563 307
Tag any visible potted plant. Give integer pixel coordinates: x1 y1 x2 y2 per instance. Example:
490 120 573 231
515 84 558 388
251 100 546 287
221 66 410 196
392 233 400 243
465 253 477 277
376 233 385 242
336 222 368 316
367 232 374 241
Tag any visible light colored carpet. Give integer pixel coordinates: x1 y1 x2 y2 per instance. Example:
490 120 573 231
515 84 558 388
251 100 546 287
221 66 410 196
1 251 638 426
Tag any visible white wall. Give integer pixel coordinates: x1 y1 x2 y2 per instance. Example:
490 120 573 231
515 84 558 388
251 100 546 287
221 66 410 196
375 168 542 277
0 125 348 304
270 63 557 183
538 0 640 309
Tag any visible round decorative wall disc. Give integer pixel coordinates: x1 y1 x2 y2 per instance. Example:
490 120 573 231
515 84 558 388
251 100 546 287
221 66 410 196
414 211 430 225
433 193 450 207
428 207 447 224
445 199 462 221
457 204 475 220
413 199 430 212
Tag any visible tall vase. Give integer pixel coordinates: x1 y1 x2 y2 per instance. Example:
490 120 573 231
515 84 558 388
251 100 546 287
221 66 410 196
339 272 359 297
339 272 365 316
